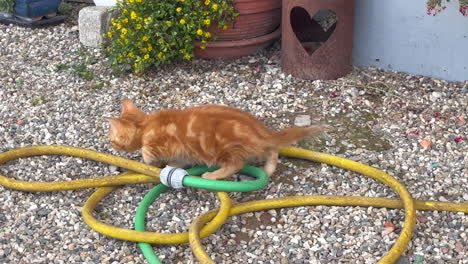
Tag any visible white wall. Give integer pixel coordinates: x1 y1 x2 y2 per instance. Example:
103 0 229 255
352 0 468 81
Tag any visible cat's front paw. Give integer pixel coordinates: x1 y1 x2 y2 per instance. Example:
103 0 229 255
201 172 218 180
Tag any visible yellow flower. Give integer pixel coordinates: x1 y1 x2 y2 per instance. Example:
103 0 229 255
120 34 126 39
122 18 128 24
111 18 115 24
222 25 228 30
136 0 142 2
142 35 149 41
204 32 212 38
116 23 122 29
107 32 112 37
144 54 150 60
128 0 134 3
123 9 128 13
165 21 172 26
204 19 211 25
157 52 164 58
147 44 153 51
200 45 207 50
131 11 138 20
129 52 135 58
180 19 186 24
201 40 207 44
176 7 182 13
144 17 152 23
196 29 203 35
184 54 192 60
204 0 210 5
121 28 128 35
212 4 219 10
179 49 186 53
136 24 142 29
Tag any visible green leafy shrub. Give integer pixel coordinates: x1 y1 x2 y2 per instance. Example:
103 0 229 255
104 0 237 73
0 0 14 12
58 1 73 16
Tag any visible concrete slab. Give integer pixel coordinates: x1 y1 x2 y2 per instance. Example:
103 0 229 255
78 6 114 47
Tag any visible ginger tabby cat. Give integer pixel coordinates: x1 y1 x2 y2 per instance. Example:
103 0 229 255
105 99 325 180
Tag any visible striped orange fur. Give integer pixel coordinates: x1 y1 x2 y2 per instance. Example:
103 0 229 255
105 99 325 180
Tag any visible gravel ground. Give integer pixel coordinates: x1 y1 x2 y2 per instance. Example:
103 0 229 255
0 4 467 264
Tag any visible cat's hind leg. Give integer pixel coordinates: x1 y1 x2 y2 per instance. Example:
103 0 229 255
202 164 244 180
202 153 244 180
263 150 278 176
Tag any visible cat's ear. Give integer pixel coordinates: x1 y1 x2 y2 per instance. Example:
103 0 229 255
122 99 146 121
122 99 142 114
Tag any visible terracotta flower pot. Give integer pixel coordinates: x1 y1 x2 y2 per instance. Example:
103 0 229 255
209 0 281 41
194 0 282 59
194 27 281 59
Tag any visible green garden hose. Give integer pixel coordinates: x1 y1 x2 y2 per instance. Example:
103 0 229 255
135 184 168 264
135 165 264 264
181 165 268 192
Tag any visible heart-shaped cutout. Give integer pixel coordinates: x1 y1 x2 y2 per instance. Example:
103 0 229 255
290 7 337 55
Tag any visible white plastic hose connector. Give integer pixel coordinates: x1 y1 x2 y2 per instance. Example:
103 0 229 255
160 166 188 189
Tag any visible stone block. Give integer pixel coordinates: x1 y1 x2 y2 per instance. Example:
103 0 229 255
78 6 114 48
294 115 311 127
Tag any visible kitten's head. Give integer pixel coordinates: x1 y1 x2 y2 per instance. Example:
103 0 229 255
105 99 146 152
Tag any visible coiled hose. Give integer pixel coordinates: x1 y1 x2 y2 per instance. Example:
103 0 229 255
0 145 467 264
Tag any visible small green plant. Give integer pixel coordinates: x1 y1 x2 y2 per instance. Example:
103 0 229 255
31 96 45 105
99 211 110 219
55 63 70 71
16 78 24 86
58 2 73 16
104 0 238 73
86 56 98 65
72 63 94 81
91 81 105 90
77 47 89 57
0 0 14 13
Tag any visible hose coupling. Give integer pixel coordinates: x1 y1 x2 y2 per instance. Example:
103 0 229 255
160 166 187 189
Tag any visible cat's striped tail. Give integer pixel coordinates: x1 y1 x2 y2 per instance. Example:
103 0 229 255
271 125 327 147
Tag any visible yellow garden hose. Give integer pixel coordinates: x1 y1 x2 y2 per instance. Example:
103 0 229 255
0 145 467 264
279 148 416 264
0 146 160 191
185 147 468 264
82 185 233 244
188 196 468 264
